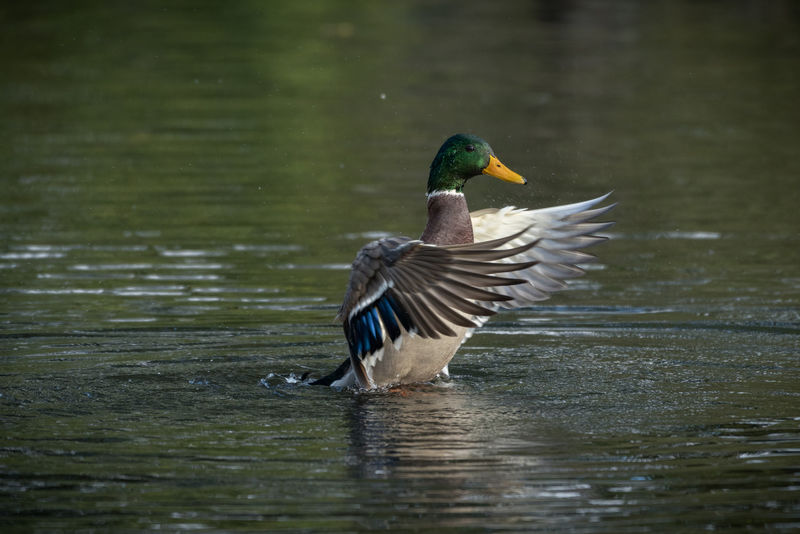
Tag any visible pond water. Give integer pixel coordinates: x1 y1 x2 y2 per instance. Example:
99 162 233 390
2 1 799 532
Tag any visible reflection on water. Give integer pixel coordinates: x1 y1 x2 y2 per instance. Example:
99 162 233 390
347 385 542 480
342 382 800 531
345 386 551 529
2 0 800 532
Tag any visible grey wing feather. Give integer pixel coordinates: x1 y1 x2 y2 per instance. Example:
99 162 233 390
338 193 615 359
338 235 540 359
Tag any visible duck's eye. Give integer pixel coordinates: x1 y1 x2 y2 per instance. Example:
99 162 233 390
465 145 475 152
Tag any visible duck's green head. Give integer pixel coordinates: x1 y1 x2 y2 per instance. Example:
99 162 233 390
427 133 526 194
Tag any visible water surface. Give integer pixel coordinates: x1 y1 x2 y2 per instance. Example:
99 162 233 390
2 1 799 532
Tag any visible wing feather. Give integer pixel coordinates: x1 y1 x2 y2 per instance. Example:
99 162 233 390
338 193 615 362
339 235 544 360
470 192 615 310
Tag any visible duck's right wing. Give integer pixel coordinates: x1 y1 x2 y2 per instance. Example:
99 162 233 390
470 192 616 309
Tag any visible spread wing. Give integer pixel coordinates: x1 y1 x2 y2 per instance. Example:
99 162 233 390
470 192 616 309
338 231 539 361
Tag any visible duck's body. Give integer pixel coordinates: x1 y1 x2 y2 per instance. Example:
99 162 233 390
312 134 614 389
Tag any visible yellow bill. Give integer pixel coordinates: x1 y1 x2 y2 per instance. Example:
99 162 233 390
481 154 527 184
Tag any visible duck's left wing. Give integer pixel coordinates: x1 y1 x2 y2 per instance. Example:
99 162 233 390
337 233 539 362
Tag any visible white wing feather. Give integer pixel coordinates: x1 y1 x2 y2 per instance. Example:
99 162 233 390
470 193 615 309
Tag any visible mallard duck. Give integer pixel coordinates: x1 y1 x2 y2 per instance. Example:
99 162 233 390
312 133 614 389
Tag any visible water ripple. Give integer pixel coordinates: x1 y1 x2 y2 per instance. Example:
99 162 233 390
157 249 227 258
1 252 66 259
